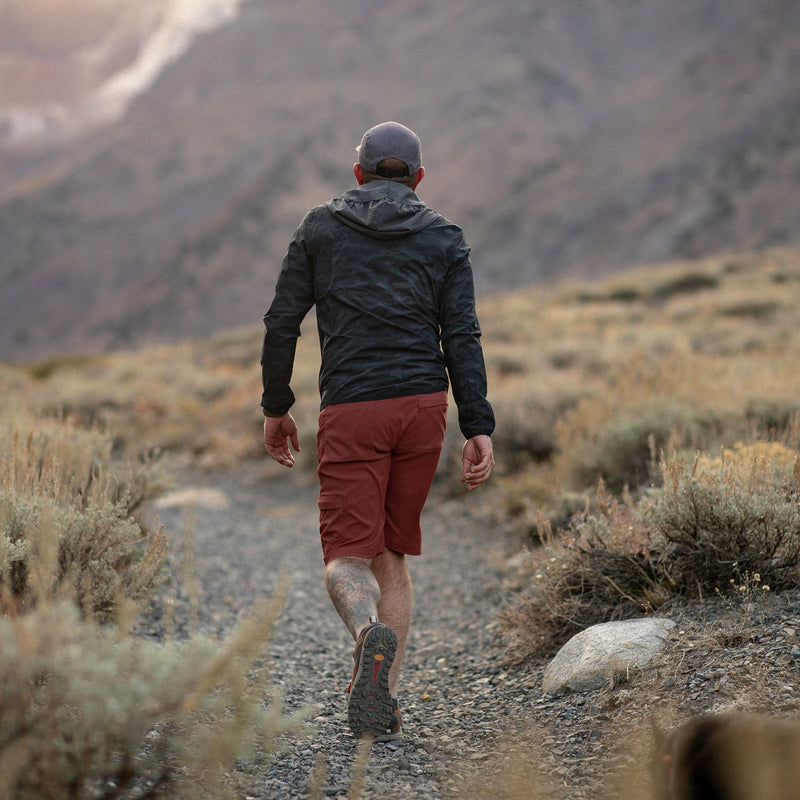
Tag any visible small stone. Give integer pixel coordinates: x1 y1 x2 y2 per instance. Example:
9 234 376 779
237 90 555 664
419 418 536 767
395 755 411 771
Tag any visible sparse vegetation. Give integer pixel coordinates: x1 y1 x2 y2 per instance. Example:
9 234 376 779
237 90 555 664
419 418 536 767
2 247 800 795
500 441 800 661
0 415 169 617
482 249 800 658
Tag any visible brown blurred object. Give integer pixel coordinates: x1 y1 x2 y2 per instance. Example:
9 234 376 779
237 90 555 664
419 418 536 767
653 713 800 800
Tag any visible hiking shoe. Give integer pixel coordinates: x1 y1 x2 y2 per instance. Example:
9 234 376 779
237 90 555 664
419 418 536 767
373 698 403 743
346 622 398 740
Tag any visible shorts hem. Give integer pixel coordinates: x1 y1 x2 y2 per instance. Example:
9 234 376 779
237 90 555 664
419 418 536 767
322 544 421 565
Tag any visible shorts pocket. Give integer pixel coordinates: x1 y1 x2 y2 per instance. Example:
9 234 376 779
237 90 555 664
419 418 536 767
318 492 347 510
418 391 448 409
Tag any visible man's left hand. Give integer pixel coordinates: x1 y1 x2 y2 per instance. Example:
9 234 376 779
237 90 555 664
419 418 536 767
461 434 494 490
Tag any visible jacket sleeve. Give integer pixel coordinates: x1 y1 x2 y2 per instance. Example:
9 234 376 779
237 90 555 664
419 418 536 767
438 236 495 439
260 221 316 415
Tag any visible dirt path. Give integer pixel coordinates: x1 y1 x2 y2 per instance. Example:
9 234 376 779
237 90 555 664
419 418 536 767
147 457 571 799
147 457 800 800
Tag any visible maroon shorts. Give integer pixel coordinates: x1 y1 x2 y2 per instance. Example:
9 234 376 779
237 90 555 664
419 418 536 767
316 392 448 564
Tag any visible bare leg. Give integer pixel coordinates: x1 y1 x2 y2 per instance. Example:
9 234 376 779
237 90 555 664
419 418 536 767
324 551 412 698
324 556 380 639
371 549 412 697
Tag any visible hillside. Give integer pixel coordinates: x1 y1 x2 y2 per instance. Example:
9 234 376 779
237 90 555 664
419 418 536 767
1 0 799 362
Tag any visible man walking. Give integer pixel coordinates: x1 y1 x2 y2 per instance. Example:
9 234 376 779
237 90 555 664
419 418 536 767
261 121 495 741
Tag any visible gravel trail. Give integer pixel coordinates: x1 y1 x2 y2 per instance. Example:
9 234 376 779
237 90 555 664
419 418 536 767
146 458 800 800
147 458 556 799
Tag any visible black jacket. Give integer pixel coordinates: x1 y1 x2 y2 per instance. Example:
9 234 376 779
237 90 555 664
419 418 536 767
261 181 494 439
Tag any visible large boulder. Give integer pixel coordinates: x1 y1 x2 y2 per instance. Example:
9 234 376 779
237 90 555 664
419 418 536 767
542 617 676 696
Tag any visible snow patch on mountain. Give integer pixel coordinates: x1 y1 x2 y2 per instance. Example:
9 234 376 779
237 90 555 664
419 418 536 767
84 0 243 124
1 0 243 144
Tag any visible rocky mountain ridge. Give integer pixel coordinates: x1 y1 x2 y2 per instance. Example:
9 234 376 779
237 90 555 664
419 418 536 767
1 0 799 362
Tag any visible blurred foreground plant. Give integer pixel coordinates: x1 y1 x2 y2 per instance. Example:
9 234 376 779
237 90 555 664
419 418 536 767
0 592 304 800
0 413 308 799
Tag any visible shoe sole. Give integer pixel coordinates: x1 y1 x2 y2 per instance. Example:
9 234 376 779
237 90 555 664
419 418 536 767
347 623 397 739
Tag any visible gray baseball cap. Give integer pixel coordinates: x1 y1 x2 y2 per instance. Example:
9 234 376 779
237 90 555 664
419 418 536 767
356 121 421 175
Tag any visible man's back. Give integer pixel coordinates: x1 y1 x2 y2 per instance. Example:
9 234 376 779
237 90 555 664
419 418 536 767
263 180 493 438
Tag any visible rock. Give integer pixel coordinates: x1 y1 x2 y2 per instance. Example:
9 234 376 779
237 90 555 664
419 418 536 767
542 617 676 696
153 486 231 510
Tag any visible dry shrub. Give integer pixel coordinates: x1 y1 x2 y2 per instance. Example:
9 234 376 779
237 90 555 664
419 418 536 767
647 445 800 596
503 442 800 657
0 490 166 618
0 416 168 617
490 395 558 468
557 402 693 493
0 594 303 800
646 270 720 303
501 485 663 659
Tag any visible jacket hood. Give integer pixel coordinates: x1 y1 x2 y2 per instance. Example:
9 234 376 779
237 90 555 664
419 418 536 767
325 181 440 239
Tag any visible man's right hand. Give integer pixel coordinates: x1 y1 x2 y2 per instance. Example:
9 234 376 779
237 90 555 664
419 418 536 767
263 413 301 467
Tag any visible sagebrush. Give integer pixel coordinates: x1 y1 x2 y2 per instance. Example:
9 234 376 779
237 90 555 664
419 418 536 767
0 595 304 800
502 442 800 658
0 416 167 617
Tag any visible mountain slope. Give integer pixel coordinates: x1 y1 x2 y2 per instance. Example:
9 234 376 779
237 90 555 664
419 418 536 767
1 0 799 362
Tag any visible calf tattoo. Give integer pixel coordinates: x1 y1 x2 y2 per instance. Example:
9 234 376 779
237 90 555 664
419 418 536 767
324 557 380 638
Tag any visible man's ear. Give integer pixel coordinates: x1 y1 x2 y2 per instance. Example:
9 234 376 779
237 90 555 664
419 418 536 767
353 163 365 185
411 166 425 189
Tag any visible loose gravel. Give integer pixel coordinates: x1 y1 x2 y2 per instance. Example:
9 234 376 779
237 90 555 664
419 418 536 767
144 458 800 800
